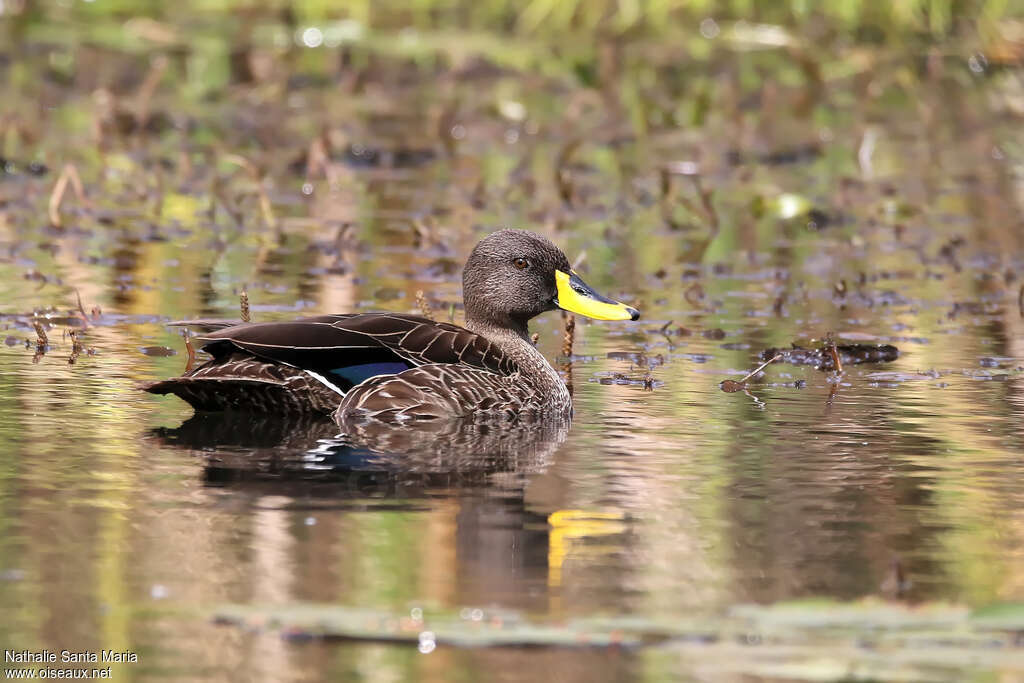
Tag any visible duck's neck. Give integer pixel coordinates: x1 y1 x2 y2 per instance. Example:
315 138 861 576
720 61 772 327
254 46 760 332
465 318 566 393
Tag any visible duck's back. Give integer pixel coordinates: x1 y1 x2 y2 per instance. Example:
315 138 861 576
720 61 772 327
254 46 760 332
145 313 520 416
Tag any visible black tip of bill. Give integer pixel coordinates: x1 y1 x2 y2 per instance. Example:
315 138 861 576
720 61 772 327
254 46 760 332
554 270 641 322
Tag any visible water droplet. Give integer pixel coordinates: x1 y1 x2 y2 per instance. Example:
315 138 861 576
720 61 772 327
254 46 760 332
417 631 436 654
302 182 314 196
700 18 720 39
450 124 466 140
301 27 324 48
304 516 316 526
498 100 526 121
410 607 423 621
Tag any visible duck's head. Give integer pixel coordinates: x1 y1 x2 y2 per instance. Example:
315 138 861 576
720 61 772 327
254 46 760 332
462 229 639 336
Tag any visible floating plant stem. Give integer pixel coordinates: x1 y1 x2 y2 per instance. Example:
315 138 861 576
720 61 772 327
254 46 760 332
31 320 48 365
66 329 84 365
415 290 433 320
561 312 575 358
560 313 575 397
182 330 196 373
32 320 48 347
240 287 251 323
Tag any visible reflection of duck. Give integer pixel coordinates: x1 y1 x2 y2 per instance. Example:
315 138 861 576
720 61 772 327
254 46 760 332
151 411 570 491
147 230 639 421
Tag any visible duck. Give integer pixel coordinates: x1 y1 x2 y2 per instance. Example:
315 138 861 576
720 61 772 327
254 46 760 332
145 229 640 421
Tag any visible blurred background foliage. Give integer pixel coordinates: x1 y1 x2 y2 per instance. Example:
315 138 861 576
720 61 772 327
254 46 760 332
9 0 1020 38
4 0 1023 83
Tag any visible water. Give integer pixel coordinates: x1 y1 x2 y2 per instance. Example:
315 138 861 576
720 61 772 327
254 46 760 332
2 23 1024 681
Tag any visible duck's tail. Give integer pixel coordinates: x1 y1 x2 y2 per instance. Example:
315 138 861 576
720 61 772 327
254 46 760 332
145 355 343 414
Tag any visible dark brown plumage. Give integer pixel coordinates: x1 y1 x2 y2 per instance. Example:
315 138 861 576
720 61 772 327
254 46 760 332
145 230 639 421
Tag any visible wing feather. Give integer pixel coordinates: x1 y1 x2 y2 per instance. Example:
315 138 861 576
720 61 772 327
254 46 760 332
191 313 517 377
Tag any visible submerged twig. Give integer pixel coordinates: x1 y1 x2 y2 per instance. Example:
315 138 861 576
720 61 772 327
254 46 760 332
739 354 782 384
826 332 843 374
66 329 85 365
720 354 781 393
1018 283 1023 318
825 380 840 414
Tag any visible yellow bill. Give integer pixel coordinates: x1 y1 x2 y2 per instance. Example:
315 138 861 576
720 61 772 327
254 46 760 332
554 270 640 321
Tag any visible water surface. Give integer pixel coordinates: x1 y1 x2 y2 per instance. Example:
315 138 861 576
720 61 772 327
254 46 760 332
2 19 1024 681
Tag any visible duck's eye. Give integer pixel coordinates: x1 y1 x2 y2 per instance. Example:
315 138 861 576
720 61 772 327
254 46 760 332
512 257 530 270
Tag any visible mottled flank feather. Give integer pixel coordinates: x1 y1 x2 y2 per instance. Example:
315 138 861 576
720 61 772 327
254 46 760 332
336 364 562 422
145 352 341 414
